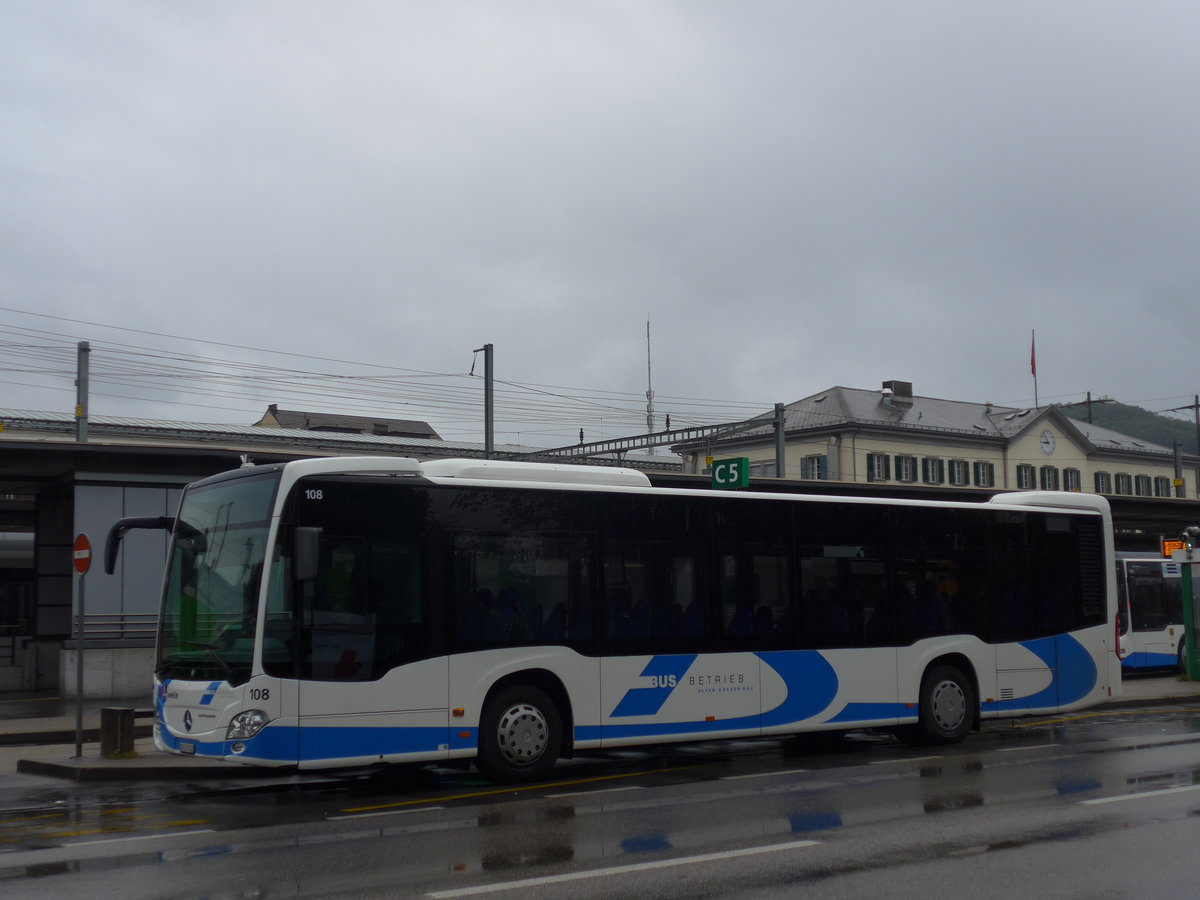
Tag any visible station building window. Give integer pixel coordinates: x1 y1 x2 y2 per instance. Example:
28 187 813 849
894 455 918 483
1016 464 1036 489
1063 468 1082 492
1134 475 1151 497
801 455 827 480
1154 476 1172 497
948 459 968 486
1114 473 1133 495
1094 471 1112 494
866 453 890 483
973 461 995 488
922 457 945 485
1039 466 1059 490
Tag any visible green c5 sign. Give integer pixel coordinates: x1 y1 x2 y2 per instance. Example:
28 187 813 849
711 457 750 489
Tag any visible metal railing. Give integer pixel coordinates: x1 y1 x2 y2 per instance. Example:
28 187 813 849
77 613 157 642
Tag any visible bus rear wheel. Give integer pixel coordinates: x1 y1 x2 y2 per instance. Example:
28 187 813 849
913 664 974 744
476 685 562 783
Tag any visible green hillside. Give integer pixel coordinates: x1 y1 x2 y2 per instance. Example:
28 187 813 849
1058 399 1198 454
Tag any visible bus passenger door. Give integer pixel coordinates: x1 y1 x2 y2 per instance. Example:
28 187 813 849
292 535 449 768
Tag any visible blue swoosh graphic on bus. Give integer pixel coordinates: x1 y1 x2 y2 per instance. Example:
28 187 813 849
610 655 697 717
758 651 839 728
199 681 221 706
981 633 1097 712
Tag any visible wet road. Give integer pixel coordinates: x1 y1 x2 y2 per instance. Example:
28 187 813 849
3 702 1200 898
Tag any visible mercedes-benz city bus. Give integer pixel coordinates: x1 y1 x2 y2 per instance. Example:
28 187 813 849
1115 552 1185 671
105 457 1120 783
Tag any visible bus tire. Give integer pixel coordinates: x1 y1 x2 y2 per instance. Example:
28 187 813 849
476 685 562 783
914 664 974 744
1179 636 1187 675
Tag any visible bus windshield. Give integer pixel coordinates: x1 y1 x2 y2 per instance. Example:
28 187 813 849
157 470 280 685
1125 561 1183 632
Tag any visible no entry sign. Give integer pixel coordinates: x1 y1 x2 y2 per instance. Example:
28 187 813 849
73 533 91 575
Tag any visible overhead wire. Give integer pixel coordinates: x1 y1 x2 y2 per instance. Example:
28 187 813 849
0 312 769 442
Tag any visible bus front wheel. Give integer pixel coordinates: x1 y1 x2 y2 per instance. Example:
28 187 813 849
477 685 562 783
913 665 974 744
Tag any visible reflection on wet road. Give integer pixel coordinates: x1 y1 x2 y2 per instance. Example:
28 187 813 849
3 703 1200 897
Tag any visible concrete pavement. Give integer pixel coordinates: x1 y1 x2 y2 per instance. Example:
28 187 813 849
3 674 1200 782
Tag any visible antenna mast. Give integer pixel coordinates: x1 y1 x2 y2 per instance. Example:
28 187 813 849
645 320 655 453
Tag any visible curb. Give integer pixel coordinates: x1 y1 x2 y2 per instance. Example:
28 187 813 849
0 724 154 747
15 755 290 782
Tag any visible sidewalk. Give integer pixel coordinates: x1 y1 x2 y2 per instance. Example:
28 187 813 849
0 694 282 782
3 675 1200 782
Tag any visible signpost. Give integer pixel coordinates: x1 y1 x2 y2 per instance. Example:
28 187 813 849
711 457 750 490
73 534 91 757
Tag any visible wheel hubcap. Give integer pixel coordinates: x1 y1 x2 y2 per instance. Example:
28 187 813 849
930 679 966 732
496 702 549 767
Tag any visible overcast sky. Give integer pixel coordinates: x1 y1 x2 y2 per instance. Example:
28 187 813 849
3 1 1199 446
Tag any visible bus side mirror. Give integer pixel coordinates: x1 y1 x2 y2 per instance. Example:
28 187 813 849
104 516 176 575
293 527 322 582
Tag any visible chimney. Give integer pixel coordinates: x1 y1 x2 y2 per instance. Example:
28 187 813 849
882 380 913 407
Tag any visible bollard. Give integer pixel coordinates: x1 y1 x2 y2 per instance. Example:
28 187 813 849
100 707 136 756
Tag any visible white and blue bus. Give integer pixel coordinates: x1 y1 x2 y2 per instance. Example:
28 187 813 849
106 457 1119 782
1115 552 1185 671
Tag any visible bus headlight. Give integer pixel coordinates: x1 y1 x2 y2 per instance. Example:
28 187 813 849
227 709 270 740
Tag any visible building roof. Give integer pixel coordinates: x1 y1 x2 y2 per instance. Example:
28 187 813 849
718 384 1018 442
254 404 441 440
680 382 1177 458
0 408 680 470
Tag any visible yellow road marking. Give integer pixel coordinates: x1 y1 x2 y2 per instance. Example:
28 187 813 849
0 812 72 825
1011 705 1200 727
339 766 697 815
43 828 126 839
0 696 61 704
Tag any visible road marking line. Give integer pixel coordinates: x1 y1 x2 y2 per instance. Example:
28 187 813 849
426 840 822 898
67 828 215 847
1080 784 1200 806
721 768 809 780
869 756 942 765
996 744 1059 752
545 786 643 798
339 766 695 814
327 806 446 821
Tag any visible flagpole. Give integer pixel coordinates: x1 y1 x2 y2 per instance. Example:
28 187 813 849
1031 330 1039 408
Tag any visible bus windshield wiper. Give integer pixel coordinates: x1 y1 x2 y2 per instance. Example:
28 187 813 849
180 640 236 682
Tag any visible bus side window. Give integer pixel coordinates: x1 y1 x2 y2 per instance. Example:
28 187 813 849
720 551 791 648
452 534 593 650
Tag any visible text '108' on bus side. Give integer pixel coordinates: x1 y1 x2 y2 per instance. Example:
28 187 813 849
105 456 1121 783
